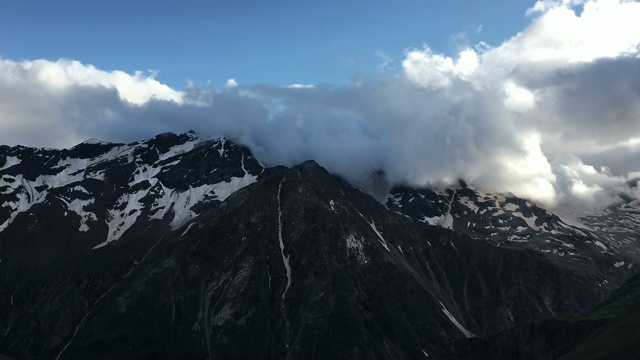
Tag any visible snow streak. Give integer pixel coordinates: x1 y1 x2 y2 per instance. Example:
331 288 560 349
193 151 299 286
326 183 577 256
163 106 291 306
367 219 390 251
439 301 474 338
357 211 390 252
277 177 292 301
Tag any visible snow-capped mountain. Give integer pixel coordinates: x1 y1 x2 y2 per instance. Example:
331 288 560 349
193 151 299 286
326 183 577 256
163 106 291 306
0 132 262 262
387 182 639 292
1 133 638 359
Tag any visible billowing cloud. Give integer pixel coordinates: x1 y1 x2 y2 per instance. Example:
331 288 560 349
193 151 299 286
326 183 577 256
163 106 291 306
1 0 639 212
403 47 479 89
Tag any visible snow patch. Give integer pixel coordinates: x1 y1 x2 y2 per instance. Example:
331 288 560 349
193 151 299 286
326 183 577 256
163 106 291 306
150 182 216 229
0 175 49 232
73 185 89 194
149 168 257 230
0 156 21 171
592 240 607 252
80 138 110 145
0 145 143 232
180 222 196 237
217 138 226 157
550 237 575 249
58 196 97 232
423 190 456 230
559 217 595 232
423 214 454 229
459 196 479 213
158 140 199 162
511 211 541 230
504 203 519 212
130 164 162 186
212 172 257 202
94 187 151 249
507 235 528 243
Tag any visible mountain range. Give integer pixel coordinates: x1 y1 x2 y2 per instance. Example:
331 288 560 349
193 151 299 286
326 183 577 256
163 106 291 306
1 132 638 359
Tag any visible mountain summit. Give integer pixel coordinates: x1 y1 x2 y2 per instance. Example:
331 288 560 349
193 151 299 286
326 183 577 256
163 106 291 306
1 133 638 359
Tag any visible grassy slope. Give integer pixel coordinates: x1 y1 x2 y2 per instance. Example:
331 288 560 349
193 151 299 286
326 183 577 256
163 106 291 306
561 273 640 360
439 273 640 360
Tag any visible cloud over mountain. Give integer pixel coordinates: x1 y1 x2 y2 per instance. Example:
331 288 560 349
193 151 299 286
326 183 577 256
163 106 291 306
1 0 639 210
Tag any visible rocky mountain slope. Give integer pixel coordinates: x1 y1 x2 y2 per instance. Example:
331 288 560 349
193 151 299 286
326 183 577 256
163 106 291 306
436 272 640 360
0 132 638 359
387 182 639 295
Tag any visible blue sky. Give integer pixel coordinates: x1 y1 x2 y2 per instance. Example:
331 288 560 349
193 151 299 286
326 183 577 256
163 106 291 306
0 0 530 88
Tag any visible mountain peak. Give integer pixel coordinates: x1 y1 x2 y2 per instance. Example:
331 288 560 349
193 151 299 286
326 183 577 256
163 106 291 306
79 138 111 146
292 159 327 174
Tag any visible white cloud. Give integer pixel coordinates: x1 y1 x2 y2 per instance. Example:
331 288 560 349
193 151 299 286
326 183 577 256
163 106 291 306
503 81 536 112
526 0 587 15
551 154 635 209
495 134 557 205
503 0 640 66
225 78 239 88
394 0 640 206
0 58 186 147
287 83 315 89
0 58 183 105
402 46 479 89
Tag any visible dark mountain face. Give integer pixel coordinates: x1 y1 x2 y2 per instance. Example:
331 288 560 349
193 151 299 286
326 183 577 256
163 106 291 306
0 133 638 359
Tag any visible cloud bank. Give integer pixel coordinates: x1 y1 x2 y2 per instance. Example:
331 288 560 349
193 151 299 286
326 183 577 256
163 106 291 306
1 0 640 211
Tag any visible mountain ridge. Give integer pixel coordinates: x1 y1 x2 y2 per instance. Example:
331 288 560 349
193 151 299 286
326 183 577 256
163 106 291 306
1 132 639 359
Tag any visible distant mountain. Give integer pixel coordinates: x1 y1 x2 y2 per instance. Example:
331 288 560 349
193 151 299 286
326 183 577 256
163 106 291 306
387 181 639 296
0 132 638 359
